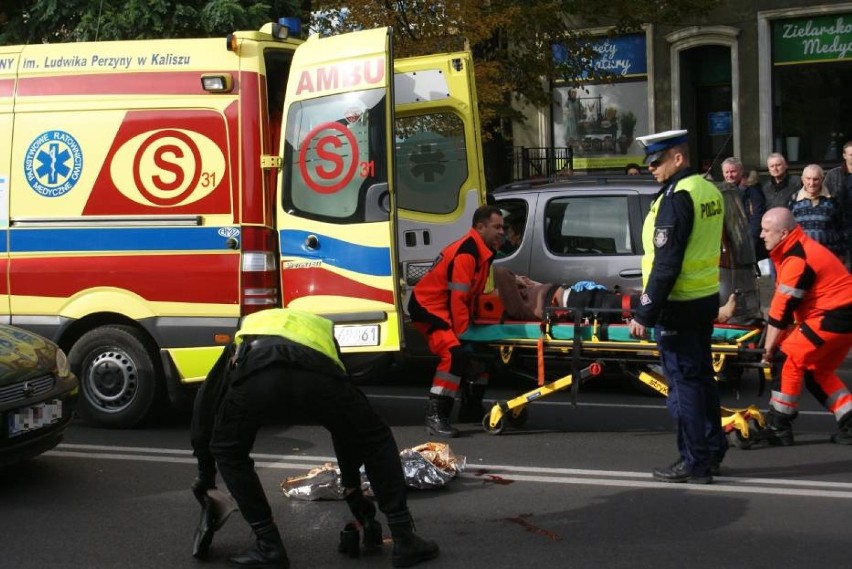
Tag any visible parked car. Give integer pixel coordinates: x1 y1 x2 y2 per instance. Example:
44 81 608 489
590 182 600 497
0 325 78 466
491 174 762 323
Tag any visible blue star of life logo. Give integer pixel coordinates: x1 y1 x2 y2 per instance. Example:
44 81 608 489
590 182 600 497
24 130 84 197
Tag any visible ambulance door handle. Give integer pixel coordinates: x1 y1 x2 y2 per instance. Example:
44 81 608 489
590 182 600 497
305 234 319 250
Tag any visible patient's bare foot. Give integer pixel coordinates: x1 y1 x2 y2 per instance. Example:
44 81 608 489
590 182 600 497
717 293 736 323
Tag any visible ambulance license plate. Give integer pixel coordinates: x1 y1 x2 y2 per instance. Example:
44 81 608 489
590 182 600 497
334 325 380 347
8 399 63 437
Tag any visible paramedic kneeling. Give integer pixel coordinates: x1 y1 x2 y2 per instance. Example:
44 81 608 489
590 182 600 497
627 130 727 484
759 207 852 445
190 308 439 568
408 205 505 438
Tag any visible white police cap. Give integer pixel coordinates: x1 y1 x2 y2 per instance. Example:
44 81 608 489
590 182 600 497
635 129 689 164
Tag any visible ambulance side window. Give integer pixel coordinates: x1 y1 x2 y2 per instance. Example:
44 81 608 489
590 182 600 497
264 50 291 156
394 113 466 215
282 89 388 223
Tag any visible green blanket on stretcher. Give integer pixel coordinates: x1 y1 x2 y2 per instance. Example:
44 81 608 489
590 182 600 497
461 323 754 344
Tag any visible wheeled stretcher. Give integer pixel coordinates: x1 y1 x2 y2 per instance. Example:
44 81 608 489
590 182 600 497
461 301 769 440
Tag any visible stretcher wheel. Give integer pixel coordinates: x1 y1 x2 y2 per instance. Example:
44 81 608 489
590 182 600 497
727 428 756 450
482 414 505 435
507 406 529 427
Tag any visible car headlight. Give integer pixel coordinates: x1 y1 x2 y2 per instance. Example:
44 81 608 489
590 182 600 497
55 348 71 378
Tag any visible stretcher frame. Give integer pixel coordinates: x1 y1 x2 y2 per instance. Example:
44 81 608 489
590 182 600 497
463 306 768 441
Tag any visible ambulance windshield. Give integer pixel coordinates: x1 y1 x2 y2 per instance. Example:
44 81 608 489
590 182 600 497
282 89 387 223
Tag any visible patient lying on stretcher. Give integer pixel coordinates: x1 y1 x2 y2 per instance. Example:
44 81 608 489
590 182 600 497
489 267 737 324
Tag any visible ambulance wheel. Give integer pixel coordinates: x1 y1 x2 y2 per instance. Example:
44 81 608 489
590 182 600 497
507 406 529 427
69 325 163 428
482 413 505 435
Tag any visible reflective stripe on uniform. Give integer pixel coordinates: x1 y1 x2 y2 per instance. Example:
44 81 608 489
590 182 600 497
826 388 852 420
778 283 806 298
448 281 471 292
770 389 798 413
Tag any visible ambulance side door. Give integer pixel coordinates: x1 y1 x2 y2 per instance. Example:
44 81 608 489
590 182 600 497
277 28 402 352
392 51 487 294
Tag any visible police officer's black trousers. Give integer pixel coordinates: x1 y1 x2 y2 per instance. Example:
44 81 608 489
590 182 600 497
657 325 727 474
209 363 410 527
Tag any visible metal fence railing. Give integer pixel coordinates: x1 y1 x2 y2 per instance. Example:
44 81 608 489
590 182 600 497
509 146 574 181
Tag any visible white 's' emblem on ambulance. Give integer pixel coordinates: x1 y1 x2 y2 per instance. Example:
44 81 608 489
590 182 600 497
110 129 225 207
24 130 84 198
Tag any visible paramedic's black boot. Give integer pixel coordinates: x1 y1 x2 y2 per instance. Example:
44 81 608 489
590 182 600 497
458 382 487 423
758 408 796 446
425 396 459 438
831 412 852 445
344 488 383 553
229 520 289 568
388 519 439 568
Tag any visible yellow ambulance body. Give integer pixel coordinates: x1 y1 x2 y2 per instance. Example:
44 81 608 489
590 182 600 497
0 23 485 427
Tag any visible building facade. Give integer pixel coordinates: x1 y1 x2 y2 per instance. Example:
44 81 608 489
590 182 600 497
511 0 852 180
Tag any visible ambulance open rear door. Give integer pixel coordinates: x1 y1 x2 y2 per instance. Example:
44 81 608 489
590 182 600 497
277 28 403 353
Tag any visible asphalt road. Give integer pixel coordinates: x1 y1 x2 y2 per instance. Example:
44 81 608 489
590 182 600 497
2 363 850 569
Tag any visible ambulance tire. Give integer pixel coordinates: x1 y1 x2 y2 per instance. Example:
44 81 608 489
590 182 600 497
70 325 163 428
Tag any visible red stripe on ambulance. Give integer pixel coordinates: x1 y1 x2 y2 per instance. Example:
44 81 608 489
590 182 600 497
295 58 384 95
10 254 239 304
0 78 14 97
16 71 235 97
281 266 394 306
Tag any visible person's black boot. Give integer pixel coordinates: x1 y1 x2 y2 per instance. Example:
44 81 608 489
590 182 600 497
388 519 439 568
229 520 289 568
424 396 459 438
831 412 852 445
191 478 238 560
457 382 487 423
757 408 796 446
337 522 360 558
344 489 383 553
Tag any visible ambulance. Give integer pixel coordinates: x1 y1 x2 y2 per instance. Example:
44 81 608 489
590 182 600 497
0 20 486 427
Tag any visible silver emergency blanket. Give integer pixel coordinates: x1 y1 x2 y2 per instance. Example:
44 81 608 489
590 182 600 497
280 463 346 501
280 443 466 500
400 442 466 490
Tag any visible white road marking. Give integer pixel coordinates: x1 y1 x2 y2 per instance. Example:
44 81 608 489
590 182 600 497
366 393 835 416
47 444 852 500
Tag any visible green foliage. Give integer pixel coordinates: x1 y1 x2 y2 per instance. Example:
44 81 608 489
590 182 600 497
0 0 303 43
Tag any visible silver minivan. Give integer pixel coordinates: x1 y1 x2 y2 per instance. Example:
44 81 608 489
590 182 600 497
491 175 762 323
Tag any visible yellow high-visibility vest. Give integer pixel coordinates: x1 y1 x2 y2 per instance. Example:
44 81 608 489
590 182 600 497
235 308 345 372
642 175 724 301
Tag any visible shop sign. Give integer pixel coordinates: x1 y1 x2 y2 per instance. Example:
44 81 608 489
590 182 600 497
773 14 852 64
552 33 647 79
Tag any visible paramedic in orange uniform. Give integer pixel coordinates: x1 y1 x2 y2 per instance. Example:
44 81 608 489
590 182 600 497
408 205 505 437
759 207 852 445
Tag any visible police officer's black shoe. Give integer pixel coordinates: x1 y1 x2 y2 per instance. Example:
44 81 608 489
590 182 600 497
229 522 289 568
652 460 712 484
388 521 439 568
425 396 459 438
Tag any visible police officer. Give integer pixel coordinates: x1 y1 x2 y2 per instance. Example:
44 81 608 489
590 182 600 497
190 308 439 568
627 130 727 484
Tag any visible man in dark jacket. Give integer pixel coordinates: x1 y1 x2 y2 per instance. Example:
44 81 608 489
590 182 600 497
190 308 438 569
823 141 852 269
762 152 801 210
720 157 766 261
